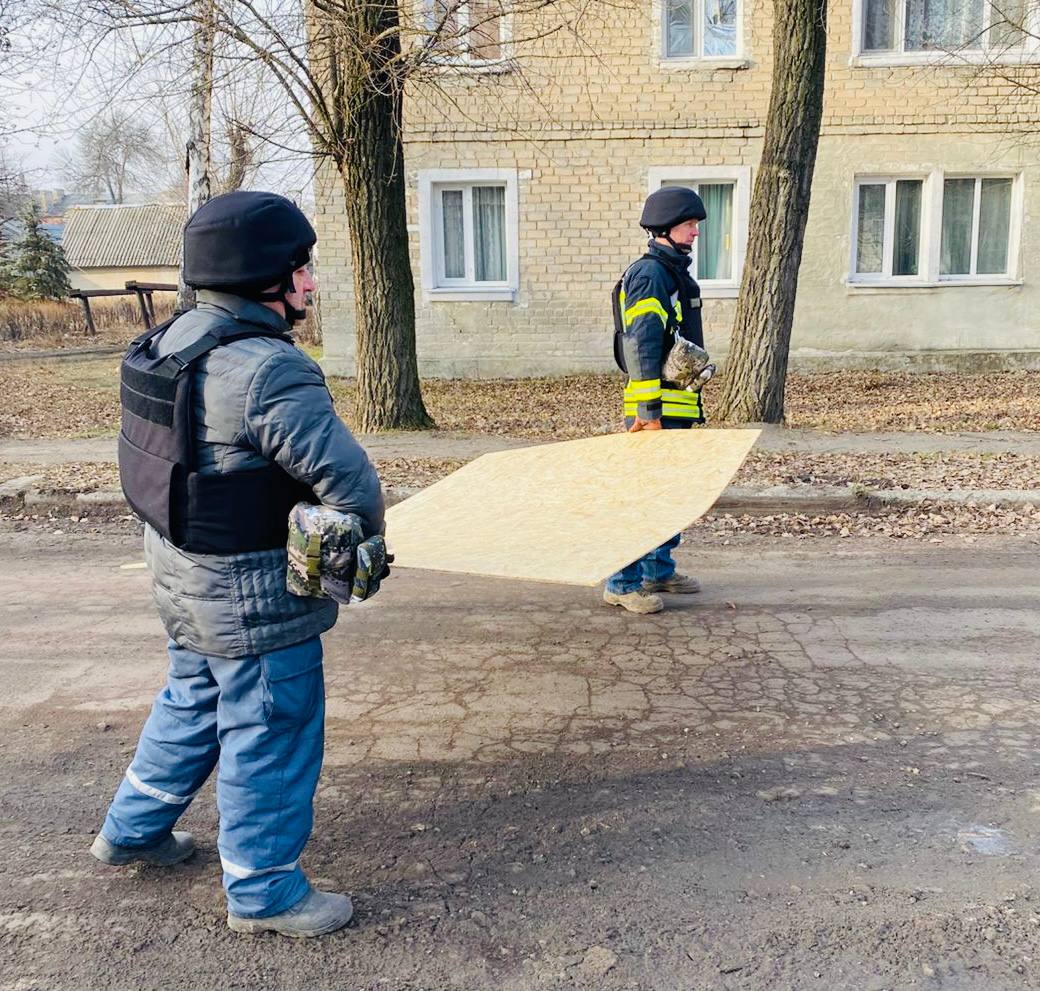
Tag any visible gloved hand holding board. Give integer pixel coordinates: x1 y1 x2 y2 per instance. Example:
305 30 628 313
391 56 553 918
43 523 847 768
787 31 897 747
384 428 759 587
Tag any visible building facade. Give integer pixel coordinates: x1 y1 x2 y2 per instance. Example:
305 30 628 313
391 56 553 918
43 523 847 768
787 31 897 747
315 0 1040 377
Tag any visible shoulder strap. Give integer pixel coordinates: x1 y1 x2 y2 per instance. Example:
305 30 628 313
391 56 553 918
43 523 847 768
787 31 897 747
154 323 295 380
125 312 185 353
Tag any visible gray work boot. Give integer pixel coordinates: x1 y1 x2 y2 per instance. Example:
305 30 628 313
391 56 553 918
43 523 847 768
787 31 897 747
603 588 664 614
227 889 354 938
90 831 195 867
643 573 702 594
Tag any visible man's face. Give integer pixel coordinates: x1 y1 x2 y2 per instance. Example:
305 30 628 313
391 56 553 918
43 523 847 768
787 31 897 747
668 218 700 247
285 265 316 312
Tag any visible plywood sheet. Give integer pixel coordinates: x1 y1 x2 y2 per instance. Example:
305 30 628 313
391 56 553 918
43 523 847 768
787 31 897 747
385 428 760 587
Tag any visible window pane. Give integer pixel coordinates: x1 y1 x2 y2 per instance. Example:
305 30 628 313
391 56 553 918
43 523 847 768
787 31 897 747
441 189 465 279
856 184 885 273
696 183 734 280
468 0 502 60
665 0 695 56
431 0 460 52
905 0 984 50
940 178 975 275
863 0 897 50
988 0 1027 52
977 178 1012 274
893 180 922 276
703 0 738 55
473 185 506 281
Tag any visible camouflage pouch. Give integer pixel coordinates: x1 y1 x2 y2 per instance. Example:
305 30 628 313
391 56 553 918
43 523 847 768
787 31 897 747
286 503 365 604
663 337 715 392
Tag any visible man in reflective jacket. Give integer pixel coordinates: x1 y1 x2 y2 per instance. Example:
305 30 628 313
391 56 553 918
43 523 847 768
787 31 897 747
604 186 708 615
89 192 383 938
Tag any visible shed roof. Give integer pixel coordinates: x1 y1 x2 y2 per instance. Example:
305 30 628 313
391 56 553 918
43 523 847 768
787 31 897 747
63 203 185 269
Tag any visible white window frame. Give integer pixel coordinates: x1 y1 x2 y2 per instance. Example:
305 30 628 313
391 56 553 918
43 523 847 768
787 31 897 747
418 168 519 301
654 0 748 69
849 175 932 284
423 0 513 72
935 173 1023 283
646 166 751 297
851 0 1040 65
847 169 1022 288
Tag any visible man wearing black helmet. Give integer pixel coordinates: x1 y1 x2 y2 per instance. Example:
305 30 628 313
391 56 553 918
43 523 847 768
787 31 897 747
89 191 383 937
604 185 708 615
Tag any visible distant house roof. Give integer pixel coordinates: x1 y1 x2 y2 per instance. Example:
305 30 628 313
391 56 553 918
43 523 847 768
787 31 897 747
63 203 185 269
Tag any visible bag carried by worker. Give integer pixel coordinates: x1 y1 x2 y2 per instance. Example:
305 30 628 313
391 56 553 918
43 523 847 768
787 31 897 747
286 502 391 604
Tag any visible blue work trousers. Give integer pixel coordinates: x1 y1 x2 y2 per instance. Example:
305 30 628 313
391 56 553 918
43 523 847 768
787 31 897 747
605 532 681 594
607 415 691 594
99 636 325 919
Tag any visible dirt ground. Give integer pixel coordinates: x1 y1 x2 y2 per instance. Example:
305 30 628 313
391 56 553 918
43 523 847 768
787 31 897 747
2 357 1039 441
2 524 1039 990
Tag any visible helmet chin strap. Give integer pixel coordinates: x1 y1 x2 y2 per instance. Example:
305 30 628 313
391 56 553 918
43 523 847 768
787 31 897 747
255 272 307 325
664 234 693 256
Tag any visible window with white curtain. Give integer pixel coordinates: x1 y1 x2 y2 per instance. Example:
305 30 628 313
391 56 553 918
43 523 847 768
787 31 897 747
663 0 739 58
859 0 1038 55
849 172 1018 284
648 167 751 294
419 169 519 299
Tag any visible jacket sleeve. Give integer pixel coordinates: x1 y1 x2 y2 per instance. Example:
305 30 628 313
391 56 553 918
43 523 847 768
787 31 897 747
620 264 672 421
243 348 385 536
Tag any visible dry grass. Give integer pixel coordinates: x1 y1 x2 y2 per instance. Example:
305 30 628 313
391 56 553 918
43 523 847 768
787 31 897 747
0 296 321 353
0 297 179 351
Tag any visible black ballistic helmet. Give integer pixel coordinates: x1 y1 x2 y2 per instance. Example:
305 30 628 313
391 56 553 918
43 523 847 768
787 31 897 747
639 186 707 235
183 191 316 317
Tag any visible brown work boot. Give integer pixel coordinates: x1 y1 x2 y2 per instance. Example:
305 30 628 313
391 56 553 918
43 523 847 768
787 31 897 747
603 588 664 614
643 573 701 594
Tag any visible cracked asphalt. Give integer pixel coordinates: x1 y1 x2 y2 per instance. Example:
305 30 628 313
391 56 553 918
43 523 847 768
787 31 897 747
1 523 1039 990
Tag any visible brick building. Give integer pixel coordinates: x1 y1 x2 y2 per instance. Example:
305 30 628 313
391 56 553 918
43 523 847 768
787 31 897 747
315 0 1040 377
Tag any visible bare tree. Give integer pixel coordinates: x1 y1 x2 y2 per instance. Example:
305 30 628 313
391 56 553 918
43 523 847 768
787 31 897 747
60 110 164 203
714 0 828 423
20 0 613 429
177 0 216 311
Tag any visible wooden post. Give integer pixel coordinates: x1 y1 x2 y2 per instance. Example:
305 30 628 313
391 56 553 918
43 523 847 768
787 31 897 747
131 286 152 329
72 293 97 336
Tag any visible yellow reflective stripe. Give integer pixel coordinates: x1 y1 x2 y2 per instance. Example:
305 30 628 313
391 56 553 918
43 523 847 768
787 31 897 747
661 405 703 418
623 298 668 328
660 388 700 404
661 387 702 419
674 299 682 322
624 379 662 402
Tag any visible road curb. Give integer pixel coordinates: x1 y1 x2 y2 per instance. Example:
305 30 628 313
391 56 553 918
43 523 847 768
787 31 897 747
2 480 1036 520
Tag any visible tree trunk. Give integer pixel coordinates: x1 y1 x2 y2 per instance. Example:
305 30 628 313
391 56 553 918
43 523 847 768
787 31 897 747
334 0 433 431
714 0 827 423
177 0 215 313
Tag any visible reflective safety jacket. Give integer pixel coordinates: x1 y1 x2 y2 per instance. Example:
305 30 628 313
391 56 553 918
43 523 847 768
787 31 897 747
616 241 705 425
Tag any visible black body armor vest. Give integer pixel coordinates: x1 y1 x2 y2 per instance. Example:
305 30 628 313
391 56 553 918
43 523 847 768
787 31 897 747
118 315 316 554
611 252 703 374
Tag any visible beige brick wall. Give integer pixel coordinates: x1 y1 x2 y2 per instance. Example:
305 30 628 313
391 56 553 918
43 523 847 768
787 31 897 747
315 0 1040 377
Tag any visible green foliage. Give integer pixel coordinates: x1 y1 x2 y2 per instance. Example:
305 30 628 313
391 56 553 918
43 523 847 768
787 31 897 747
1 201 71 301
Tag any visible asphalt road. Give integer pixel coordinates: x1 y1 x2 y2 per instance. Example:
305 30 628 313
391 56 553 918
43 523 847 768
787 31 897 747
1 523 1039 990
